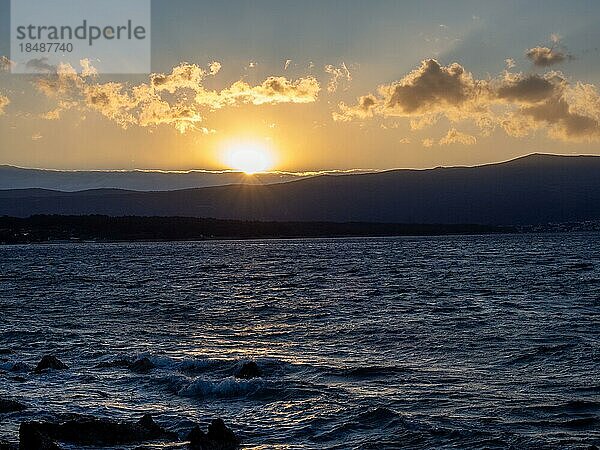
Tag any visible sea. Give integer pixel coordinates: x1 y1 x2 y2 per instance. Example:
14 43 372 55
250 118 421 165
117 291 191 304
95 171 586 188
0 234 599 449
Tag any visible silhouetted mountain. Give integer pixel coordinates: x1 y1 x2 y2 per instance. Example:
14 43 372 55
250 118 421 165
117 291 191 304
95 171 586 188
1 154 599 225
0 165 307 191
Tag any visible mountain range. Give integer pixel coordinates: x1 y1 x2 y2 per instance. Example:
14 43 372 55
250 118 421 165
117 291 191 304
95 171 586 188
0 165 308 191
1 154 599 225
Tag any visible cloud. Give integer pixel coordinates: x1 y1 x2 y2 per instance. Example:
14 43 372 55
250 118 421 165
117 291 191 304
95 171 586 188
217 76 320 106
380 59 487 116
26 57 57 73
324 62 352 93
0 56 15 72
335 58 600 143
35 61 320 133
502 82 600 142
209 61 222 75
439 128 477 145
80 59 99 77
150 63 207 93
0 92 9 115
335 59 493 133
526 46 567 67
334 94 377 121
496 72 562 104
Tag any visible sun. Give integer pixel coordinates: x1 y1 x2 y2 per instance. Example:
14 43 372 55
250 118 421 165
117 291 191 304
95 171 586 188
224 142 274 174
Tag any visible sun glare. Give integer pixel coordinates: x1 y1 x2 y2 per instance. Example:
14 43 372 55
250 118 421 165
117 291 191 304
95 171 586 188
224 142 274 174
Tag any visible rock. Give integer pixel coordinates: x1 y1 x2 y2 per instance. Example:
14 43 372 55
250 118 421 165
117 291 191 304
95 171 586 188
0 349 13 355
0 399 26 414
131 357 155 373
188 419 240 450
138 414 167 436
235 362 262 380
95 359 133 369
10 362 30 373
19 423 62 449
19 415 175 447
34 356 68 374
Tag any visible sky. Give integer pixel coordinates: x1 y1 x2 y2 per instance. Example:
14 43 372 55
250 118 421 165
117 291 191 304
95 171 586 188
1 0 600 172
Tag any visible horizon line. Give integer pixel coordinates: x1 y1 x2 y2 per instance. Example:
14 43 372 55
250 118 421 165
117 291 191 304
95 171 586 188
1 152 597 175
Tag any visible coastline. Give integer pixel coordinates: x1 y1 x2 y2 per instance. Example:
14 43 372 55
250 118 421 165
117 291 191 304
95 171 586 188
0 215 516 245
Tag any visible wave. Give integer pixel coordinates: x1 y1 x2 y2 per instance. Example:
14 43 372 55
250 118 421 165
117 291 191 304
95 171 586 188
517 416 600 429
506 343 576 365
326 365 413 379
310 407 426 446
0 361 31 372
527 400 600 414
95 354 270 376
178 376 277 400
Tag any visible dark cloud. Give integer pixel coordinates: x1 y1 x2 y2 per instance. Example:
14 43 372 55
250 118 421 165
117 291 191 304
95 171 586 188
336 59 600 143
382 59 480 114
496 73 561 104
26 57 57 74
526 46 568 67
334 94 378 121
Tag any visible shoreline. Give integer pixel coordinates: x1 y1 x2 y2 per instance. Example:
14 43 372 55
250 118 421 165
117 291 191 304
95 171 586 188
0 215 517 245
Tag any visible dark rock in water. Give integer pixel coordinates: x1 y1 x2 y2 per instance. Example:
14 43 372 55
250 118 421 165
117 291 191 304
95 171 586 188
0 349 13 355
10 362 30 373
96 358 133 369
96 357 155 373
131 357 155 373
138 414 168 436
34 356 68 374
0 399 26 414
19 414 176 447
235 361 262 379
188 418 240 449
0 441 18 450
18 423 62 449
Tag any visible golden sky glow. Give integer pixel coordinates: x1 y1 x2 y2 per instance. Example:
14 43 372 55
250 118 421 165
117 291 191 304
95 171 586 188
2 1 600 171
223 139 275 174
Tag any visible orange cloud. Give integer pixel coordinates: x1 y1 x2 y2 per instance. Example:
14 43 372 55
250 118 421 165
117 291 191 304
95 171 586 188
325 62 352 93
335 58 600 143
0 56 15 72
35 61 321 133
439 128 477 145
0 92 9 115
526 47 568 67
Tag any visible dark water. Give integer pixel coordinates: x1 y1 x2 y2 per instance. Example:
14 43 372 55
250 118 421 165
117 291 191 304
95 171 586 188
0 235 599 449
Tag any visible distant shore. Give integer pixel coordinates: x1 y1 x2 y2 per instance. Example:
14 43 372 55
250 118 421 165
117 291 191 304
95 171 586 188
0 215 519 244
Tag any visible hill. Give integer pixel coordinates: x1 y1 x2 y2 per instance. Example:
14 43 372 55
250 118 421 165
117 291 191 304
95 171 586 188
0 165 305 191
1 154 599 225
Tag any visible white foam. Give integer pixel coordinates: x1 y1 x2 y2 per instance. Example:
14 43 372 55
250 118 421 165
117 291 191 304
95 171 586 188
178 376 265 399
